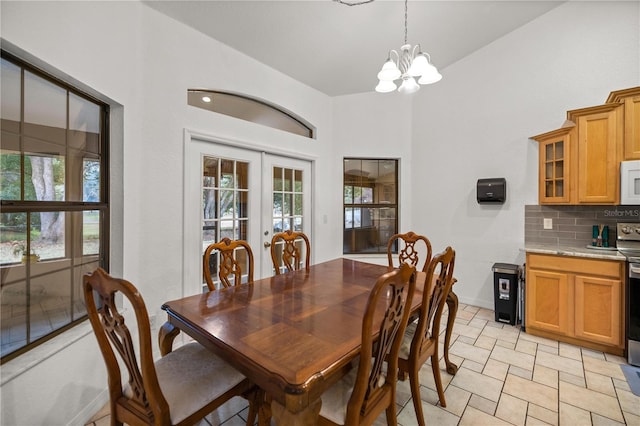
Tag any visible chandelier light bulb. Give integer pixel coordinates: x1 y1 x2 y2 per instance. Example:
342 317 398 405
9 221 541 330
418 67 442 85
407 54 429 77
377 59 401 81
375 79 397 93
398 76 420 94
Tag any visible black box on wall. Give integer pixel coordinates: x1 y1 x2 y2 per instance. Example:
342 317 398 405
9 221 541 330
477 178 506 204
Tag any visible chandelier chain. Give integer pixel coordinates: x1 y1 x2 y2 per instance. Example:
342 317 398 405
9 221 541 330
404 0 408 45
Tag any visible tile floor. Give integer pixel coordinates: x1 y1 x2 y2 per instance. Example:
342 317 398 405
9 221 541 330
85 303 640 426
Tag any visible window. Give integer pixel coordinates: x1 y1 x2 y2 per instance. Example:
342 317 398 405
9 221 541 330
343 159 398 254
0 52 109 362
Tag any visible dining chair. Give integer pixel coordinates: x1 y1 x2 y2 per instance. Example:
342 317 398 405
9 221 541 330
270 229 311 274
203 237 254 290
83 267 261 426
387 231 433 272
397 246 456 426
318 262 417 426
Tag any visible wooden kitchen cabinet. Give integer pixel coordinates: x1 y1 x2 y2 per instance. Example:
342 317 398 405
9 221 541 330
526 253 625 355
569 104 623 204
607 87 640 160
532 126 574 204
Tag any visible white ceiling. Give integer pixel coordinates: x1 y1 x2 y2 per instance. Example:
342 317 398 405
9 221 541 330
143 0 564 97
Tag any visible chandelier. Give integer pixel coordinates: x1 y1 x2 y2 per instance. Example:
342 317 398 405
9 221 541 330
374 0 442 94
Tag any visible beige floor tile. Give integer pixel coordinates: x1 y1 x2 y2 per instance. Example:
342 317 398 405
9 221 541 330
604 353 627 364
418 363 453 392
559 402 591 425
483 358 509 382
503 374 558 412
582 356 626 380
474 335 496 350
612 378 631 392
496 339 516 350
481 325 520 344
458 335 477 345
615 388 640 416
450 367 504 402
456 309 476 321
509 365 533 380
536 350 584 378
558 342 582 361
591 413 626 426
528 403 559 426
515 338 538 356
518 332 559 348
623 411 640 425
463 305 480 314
468 318 488 330
452 322 482 340
533 364 558 389
462 359 485 373
559 381 624 422
459 405 513 426
582 348 606 360
537 344 559 355
397 398 460 426
559 371 586 388
495 393 528 426
585 371 616 396
442 384 471 417
526 415 553 426
467 394 497 416
491 345 535 370
450 340 491 365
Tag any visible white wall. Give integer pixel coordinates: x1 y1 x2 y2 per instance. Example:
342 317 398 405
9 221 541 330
410 1 640 309
1 2 335 424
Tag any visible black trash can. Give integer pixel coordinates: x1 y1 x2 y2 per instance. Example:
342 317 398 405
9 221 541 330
492 263 520 325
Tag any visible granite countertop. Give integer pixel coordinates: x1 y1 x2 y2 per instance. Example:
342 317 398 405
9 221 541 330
524 243 626 261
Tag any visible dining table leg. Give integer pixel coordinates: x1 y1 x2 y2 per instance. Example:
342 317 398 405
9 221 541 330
444 289 459 375
270 397 321 426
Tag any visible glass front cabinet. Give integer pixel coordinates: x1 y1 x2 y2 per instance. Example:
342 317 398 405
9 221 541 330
532 126 574 204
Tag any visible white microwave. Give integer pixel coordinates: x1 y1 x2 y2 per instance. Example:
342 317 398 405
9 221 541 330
621 160 640 205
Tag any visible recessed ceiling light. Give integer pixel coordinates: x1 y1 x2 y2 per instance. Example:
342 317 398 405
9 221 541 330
202 96 211 103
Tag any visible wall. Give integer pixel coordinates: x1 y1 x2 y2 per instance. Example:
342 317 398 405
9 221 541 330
410 1 639 309
0 2 335 424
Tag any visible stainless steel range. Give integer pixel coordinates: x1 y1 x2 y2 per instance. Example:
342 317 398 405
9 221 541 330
617 222 640 366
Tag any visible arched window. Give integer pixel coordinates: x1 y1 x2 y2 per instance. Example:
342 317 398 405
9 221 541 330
187 90 315 139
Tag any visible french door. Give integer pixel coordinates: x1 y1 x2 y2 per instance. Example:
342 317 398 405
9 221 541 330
184 135 312 294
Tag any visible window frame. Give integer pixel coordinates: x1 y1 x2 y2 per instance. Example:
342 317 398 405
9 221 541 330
343 158 398 255
0 50 110 363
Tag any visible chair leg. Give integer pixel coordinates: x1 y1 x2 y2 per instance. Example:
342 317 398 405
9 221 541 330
431 353 447 408
258 393 272 426
409 363 426 426
385 404 398 426
245 388 260 426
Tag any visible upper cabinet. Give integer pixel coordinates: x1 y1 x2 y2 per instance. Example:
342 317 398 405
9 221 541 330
607 87 640 160
531 87 638 205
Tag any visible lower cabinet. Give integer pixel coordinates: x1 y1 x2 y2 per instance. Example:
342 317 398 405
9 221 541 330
526 253 625 355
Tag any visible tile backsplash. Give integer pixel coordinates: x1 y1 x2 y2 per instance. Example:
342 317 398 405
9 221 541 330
524 205 640 248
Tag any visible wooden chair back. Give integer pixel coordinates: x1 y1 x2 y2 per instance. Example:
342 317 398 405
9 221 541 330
84 267 169 424
203 238 254 290
270 230 311 274
345 262 416 425
387 231 433 272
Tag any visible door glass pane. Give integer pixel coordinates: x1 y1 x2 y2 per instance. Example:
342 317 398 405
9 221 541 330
83 210 100 255
201 156 250 290
272 166 304 237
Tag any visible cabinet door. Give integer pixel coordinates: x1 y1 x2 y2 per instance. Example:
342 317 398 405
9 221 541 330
576 109 620 203
623 94 640 160
574 275 622 346
526 269 570 335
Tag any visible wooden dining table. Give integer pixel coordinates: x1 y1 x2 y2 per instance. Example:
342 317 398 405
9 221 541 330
159 258 459 425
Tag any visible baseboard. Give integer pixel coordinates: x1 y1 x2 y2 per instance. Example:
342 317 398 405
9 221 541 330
67 388 108 426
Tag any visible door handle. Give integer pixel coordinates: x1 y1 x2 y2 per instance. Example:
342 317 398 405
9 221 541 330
264 242 271 248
